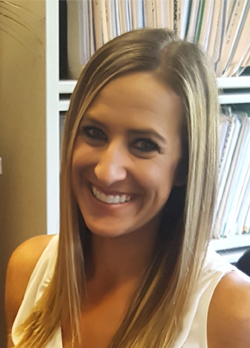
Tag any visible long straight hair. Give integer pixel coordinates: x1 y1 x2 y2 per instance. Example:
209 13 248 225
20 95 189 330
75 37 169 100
15 28 219 347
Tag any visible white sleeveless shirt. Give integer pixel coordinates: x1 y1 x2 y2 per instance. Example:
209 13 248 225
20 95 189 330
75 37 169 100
12 234 236 348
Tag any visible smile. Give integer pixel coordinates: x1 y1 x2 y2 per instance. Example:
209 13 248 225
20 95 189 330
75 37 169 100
92 185 132 204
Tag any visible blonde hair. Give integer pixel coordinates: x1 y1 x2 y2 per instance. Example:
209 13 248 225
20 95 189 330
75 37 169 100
15 29 219 347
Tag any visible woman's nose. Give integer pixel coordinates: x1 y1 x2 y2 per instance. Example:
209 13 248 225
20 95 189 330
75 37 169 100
94 144 128 186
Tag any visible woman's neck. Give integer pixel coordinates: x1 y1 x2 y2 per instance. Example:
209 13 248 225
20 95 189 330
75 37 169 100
88 226 158 288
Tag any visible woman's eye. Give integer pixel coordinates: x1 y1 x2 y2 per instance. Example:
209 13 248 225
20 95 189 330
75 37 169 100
81 126 106 141
133 139 159 153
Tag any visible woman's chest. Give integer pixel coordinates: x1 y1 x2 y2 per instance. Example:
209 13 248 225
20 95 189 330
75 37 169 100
62 294 130 348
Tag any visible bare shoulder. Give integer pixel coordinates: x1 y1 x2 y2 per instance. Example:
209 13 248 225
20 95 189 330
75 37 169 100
207 270 250 348
5 234 55 341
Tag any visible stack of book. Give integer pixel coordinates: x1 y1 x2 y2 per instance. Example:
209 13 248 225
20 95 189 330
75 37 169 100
67 0 250 79
213 112 250 239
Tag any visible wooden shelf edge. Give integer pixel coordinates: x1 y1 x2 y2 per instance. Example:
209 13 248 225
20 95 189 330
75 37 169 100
210 235 250 251
219 93 250 104
58 77 250 96
59 80 76 94
217 77 250 89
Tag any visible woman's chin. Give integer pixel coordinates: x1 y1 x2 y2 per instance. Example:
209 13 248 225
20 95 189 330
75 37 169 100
85 221 130 239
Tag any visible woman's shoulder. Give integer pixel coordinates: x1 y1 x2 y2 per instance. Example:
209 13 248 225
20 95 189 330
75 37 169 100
5 234 56 342
207 270 250 348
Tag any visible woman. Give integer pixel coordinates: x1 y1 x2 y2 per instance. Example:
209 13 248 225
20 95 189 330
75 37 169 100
5 28 250 348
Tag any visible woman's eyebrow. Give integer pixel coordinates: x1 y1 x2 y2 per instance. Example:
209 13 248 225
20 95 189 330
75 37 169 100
128 129 167 144
82 115 167 144
81 114 106 127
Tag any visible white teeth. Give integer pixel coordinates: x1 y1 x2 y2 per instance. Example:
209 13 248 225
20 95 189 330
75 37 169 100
120 195 126 203
113 195 120 204
92 186 131 204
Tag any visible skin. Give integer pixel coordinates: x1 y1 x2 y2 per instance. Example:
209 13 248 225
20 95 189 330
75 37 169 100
69 72 184 347
5 72 250 347
6 237 250 348
5 235 55 348
71 72 184 240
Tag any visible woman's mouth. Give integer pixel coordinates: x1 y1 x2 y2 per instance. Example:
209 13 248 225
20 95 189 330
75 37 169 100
92 185 132 204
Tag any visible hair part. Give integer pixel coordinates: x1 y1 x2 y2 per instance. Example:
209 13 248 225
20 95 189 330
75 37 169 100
14 28 219 348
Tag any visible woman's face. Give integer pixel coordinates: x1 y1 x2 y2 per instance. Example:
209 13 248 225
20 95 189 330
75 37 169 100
71 72 184 239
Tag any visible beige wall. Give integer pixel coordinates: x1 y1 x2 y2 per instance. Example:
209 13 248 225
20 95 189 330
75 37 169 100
0 1 46 343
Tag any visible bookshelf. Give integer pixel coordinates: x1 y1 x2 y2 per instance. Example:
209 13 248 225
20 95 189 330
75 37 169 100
58 78 250 112
46 0 250 263
210 235 250 263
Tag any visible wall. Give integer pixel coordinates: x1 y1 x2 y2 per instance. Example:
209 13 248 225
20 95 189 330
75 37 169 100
0 0 46 344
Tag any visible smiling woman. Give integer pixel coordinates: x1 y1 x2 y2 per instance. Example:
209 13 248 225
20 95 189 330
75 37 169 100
71 72 184 239
5 28 250 348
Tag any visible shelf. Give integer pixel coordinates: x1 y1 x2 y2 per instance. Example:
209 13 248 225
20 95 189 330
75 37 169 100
50 0 250 264
57 79 250 250
210 235 250 263
216 248 249 264
59 80 76 94
46 0 60 235
59 95 250 110
59 77 250 94
210 235 250 251
219 93 250 104
59 100 70 112
217 77 250 89
59 79 250 106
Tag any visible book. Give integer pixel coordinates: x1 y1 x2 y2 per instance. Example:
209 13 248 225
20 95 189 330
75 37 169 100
214 114 242 238
179 0 192 39
67 0 90 79
225 0 237 30
89 0 95 57
228 4 250 76
198 0 214 51
126 0 132 31
208 0 227 71
223 1 250 76
220 115 250 237
185 0 201 43
206 0 224 64
194 0 206 43
116 0 130 35
243 202 250 233
234 163 250 235
108 0 117 40
131 0 144 29
229 160 250 236
218 115 241 202
173 0 180 35
216 0 249 76
144 0 156 28
93 0 103 50
242 46 250 68
101 0 109 44
173 0 190 38
155 0 166 28
219 115 231 162
166 0 174 30
115 0 121 36
213 115 232 238
213 0 235 70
